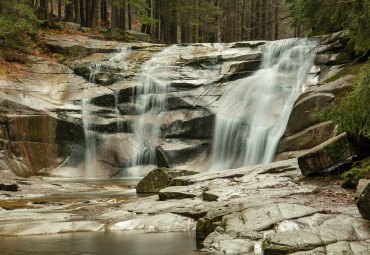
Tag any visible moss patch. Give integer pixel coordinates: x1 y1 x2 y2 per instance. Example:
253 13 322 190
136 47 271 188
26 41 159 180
342 157 370 188
325 64 363 83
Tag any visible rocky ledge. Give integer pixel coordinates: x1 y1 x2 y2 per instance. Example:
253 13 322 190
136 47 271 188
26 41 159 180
1 159 369 254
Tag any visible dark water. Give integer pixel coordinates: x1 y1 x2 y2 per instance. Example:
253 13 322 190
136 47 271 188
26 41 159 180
0 231 206 255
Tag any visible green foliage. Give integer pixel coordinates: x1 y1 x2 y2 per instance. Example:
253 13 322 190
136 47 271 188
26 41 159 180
286 0 370 52
342 158 370 188
319 61 370 138
0 0 38 50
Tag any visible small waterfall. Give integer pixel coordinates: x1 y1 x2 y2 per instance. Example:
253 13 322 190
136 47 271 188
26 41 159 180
81 63 101 177
114 91 123 133
209 39 318 171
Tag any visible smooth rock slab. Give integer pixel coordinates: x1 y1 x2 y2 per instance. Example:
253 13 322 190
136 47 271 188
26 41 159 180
298 133 355 176
109 213 196 232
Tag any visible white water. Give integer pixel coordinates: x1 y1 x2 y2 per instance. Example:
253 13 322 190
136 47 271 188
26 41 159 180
81 64 101 177
209 39 318 171
128 44 221 171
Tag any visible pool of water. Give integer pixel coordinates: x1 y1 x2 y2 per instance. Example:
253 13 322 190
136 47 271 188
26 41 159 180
0 231 207 255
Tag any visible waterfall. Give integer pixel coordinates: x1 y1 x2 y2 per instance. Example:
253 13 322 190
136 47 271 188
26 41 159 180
81 63 101 177
209 39 318 171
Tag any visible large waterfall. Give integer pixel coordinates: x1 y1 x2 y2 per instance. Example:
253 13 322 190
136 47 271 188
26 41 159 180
209 39 318 171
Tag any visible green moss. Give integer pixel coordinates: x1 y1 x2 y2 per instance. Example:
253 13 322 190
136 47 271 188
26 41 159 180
55 53 67 63
325 64 362 83
342 158 370 188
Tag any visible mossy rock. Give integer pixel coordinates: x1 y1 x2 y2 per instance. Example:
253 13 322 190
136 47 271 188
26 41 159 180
342 158 370 188
136 168 199 193
298 133 355 176
196 217 215 240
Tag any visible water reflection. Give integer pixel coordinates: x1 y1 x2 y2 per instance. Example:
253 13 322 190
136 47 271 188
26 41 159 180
0 231 207 255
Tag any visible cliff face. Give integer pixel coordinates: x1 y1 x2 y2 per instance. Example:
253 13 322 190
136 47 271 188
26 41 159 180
0 31 360 178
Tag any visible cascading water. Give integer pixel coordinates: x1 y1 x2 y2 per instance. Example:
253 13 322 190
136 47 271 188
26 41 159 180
127 44 221 174
81 63 101 177
128 47 175 170
209 39 318 171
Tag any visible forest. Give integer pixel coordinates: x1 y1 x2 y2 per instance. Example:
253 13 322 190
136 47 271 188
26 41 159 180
0 0 368 49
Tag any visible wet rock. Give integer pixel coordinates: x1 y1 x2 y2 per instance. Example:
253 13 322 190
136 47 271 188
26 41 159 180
158 185 200 201
298 133 355 176
277 121 337 153
158 139 209 167
231 41 265 48
284 93 335 137
0 180 18 191
136 168 199 193
162 110 215 139
94 73 123 86
109 213 196 232
356 180 370 220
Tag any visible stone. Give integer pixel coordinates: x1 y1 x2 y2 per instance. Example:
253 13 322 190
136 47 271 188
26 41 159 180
355 179 370 200
57 21 81 31
161 110 215 139
356 180 370 220
158 185 200 201
125 30 151 42
284 93 335 137
136 168 199 193
277 121 337 153
157 139 209 167
109 213 196 232
0 181 18 191
298 133 355 176
45 35 118 59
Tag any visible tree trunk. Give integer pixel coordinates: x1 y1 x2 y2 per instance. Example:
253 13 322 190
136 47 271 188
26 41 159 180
111 0 118 30
49 0 53 14
250 0 255 40
274 0 279 39
39 0 48 20
261 0 266 40
58 0 61 18
74 0 80 24
169 8 177 44
65 0 74 22
128 2 132 30
80 0 85 26
86 0 92 27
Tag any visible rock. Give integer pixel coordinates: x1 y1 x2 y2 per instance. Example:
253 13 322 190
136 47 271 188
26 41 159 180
355 179 370 200
231 41 265 48
356 180 370 220
162 110 215 139
136 168 199 193
264 231 326 254
57 21 81 31
125 30 151 42
158 185 200 201
284 93 335 137
277 121 337 153
157 139 209 167
298 133 355 176
0 181 18 191
109 213 196 232
45 35 118 59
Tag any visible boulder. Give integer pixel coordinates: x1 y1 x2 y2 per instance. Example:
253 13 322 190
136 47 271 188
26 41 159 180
57 21 81 31
0 180 18 191
298 133 355 176
277 121 337 153
136 168 199 193
157 139 209 167
356 179 370 220
45 35 118 59
284 93 335 137
125 30 151 42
